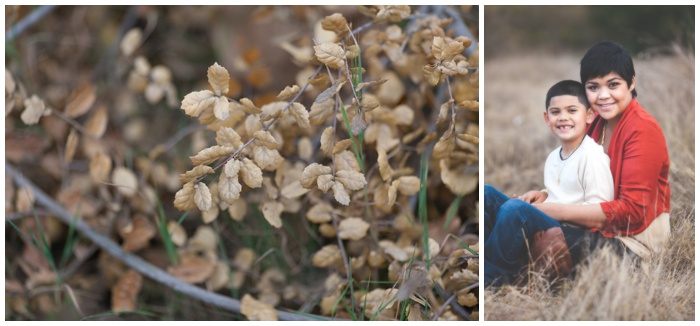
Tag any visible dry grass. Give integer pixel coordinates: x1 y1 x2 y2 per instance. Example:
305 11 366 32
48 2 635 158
483 47 695 320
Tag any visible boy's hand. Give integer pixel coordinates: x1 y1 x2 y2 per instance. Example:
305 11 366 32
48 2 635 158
518 190 548 204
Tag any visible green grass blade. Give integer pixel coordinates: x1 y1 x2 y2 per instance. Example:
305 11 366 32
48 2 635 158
443 195 463 231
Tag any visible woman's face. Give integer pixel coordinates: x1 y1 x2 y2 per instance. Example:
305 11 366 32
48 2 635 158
584 72 635 123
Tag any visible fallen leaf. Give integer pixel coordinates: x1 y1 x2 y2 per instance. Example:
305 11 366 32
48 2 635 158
85 106 108 138
241 294 278 321
21 95 47 125
65 83 96 118
64 129 79 164
207 62 230 96
120 28 142 56
111 269 142 312
314 42 345 69
338 217 370 240
167 253 216 284
312 244 341 268
112 167 138 198
194 182 212 211
260 200 283 228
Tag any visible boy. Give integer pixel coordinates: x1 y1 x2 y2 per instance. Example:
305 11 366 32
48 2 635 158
484 80 614 287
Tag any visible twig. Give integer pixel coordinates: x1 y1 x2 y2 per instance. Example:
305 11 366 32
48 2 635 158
6 5 58 41
5 162 339 321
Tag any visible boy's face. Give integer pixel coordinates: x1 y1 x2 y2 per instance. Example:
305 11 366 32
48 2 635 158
584 72 635 123
544 95 594 146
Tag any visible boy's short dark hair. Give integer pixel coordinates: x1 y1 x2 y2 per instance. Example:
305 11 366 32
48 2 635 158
545 80 590 110
580 40 637 97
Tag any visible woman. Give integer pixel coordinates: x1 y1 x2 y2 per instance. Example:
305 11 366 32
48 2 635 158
485 41 671 286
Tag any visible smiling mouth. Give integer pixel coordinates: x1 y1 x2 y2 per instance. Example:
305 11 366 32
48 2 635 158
597 103 615 109
557 125 573 131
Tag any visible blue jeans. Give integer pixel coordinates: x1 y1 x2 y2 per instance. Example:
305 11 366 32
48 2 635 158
484 185 613 287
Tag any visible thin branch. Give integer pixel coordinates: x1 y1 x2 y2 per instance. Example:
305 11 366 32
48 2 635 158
5 162 339 321
52 110 98 140
6 5 58 41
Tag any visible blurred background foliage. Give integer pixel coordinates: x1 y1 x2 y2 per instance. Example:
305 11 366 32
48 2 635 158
485 5 694 57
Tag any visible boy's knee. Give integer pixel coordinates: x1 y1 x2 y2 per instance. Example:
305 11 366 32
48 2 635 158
501 198 529 214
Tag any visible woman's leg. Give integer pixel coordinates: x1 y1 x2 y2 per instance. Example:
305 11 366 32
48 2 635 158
483 185 512 242
484 199 562 287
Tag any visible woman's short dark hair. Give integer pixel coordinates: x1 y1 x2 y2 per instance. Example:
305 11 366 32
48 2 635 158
580 41 637 98
545 80 590 110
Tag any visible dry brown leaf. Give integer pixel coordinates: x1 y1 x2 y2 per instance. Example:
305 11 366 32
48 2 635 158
332 138 354 154
207 62 230 96
321 13 349 38
431 36 465 62
457 100 479 111
15 186 35 212
120 28 142 56
215 127 244 149
458 291 478 307
260 201 283 228
179 165 215 183
338 217 370 240
120 215 156 252
239 97 262 114
219 174 242 204
64 129 79 164
315 81 346 104
298 137 313 161
288 102 310 129
227 198 247 221
314 42 345 69
206 261 231 292
65 83 96 118
440 159 478 196
201 205 219 224
312 244 341 268
167 253 216 284
241 294 278 321
144 84 164 104
318 223 337 238
306 202 333 223
335 169 367 191
375 5 410 23
392 104 414 125
395 176 421 195
317 174 334 193
253 146 282 170
446 268 478 292
335 150 361 172
194 182 212 211
360 97 380 111
280 180 309 199
181 90 216 117
310 98 335 125
332 181 350 205
112 167 138 198
111 270 142 312
276 85 300 101
167 221 187 247
174 181 197 211
253 130 280 150
213 96 229 120
355 79 388 92
220 159 238 178
280 41 314 63
240 157 263 188
233 248 256 271
89 151 112 182
190 145 235 166
432 135 455 160
85 106 108 138
377 149 393 182
379 240 409 262
320 126 335 155
21 95 48 125
300 163 331 189
189 225 218 251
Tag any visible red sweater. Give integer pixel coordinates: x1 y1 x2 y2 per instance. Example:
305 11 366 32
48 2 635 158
587 99 671 237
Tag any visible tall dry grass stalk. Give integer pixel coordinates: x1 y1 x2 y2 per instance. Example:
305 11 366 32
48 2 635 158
484 47 695 320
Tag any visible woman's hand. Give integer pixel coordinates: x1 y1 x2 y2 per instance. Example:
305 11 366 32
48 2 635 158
518 190 548 204
533 202 607 229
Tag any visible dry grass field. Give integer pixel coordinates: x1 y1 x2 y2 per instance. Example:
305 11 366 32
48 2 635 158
483 47 695 320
